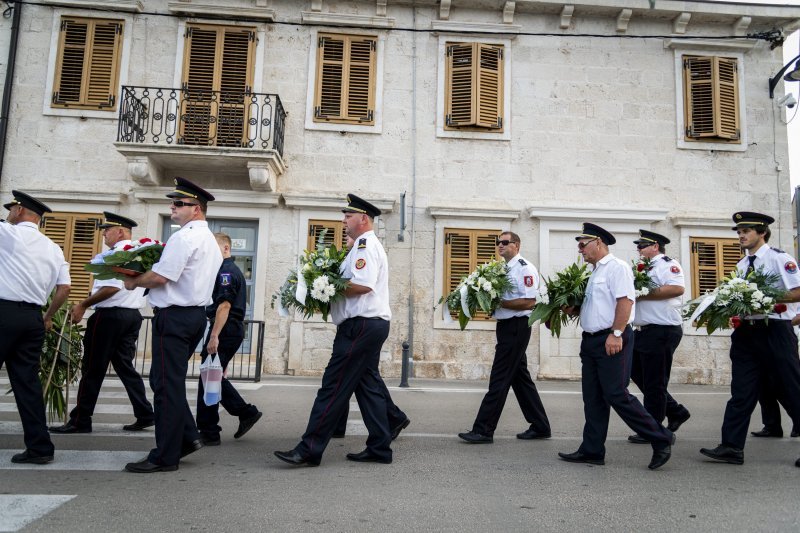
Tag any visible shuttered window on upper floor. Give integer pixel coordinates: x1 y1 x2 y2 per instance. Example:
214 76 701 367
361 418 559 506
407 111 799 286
444 42 504 132
307 219 347 252
52 17 123 110
683 55 740 143
443 228 501 320
40 212 104 303
314 33 377 125
690 237 742 298
180 23 257 147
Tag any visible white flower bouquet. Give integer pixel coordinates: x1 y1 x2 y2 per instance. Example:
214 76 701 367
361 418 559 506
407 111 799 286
84 238 165 280
632 257 658 298
439 259 512 330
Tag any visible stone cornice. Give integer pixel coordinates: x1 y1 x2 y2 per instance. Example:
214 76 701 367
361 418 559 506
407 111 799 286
528 206 668 223
283 193 395 213
664 38 757 53
133 188 280 208
168 2 276 21
46 0 143 12
22 190 125 205
431 20 521 35
671 216 732 228
429 206 519 220
301 11 395 29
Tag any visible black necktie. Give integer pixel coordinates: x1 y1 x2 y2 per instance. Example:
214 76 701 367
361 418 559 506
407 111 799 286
746 255 756 276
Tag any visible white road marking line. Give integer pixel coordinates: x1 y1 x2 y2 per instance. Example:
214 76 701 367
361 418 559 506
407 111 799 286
0 495 75 532
0 422 153 437
0 450 146 471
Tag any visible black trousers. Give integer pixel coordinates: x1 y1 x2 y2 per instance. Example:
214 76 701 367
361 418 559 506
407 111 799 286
578 326 672 457
196 320 258 437
295 318 392 464
721 321 800 449
148 306 206 466
70 308 153 428
0 300 54 456
334 378 407 436
630 325 687 424
472 316 550 437
756 370 798 433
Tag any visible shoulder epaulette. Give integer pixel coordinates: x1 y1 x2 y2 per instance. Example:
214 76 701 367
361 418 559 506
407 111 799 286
662 256 672 262
770 248 785 254
357 238 367 249
518 258 527 266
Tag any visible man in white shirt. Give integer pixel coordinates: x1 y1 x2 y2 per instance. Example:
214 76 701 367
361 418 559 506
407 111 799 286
558 223 674 470
458 231 551 443
51 212 154 435
275 194 397 466
1 191 70 464
122 178 222 473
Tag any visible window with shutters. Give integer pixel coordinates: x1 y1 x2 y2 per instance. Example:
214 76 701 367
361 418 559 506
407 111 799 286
682 55 741 144
40 212 104 303
444 42 504 132
307 220 348 252
51 17 123 110
690 237 742 299
180 23 257 147
313 33 377 126
443 228 502 321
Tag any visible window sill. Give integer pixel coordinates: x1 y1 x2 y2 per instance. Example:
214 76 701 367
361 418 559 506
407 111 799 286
47 0 142 12
168 2 275 20
677 138 747 152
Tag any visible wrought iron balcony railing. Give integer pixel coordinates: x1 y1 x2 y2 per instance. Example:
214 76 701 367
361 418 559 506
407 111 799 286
116 86 286 157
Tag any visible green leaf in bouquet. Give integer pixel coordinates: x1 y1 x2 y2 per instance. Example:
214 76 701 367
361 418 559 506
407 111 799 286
458 309 469 330
476 290 491 314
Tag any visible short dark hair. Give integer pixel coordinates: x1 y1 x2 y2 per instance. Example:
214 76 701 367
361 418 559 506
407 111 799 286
754 224 771 243
657 243 665 254
198 201 207 215
500 231 521 244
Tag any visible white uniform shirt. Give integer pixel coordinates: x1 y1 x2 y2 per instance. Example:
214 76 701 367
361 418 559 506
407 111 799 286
148 220 222 308
580 253 635 333
738 244 800 320
92 240 146 309
331 230 391 326
633 254 685 326
494 254 539 320
0 220 70 306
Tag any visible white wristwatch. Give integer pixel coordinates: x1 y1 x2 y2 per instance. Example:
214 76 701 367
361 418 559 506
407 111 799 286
612 329 623 338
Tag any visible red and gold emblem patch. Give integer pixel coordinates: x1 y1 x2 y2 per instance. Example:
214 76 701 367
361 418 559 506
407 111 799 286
670 265 681 274
785 261 797 274
355 258 366 270
524 275 534 287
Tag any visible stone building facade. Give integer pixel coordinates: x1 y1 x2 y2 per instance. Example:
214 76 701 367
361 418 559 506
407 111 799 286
1 0 799 384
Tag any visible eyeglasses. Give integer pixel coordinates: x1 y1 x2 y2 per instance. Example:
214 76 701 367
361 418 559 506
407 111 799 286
496 239 517 247
578 238 598 250
636 243 655 250
171 200 198 208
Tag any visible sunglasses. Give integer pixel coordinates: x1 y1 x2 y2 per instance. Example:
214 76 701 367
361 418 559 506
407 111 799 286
578 238 598 250
171 200 198 208
496 239 517 246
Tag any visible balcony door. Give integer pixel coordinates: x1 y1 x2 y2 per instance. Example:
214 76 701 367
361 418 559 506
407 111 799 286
180 23 256 147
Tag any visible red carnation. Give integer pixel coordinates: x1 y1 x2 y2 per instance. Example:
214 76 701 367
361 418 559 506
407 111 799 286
637 262 646 272
774 303 787 314
730 316 742 329
139 238 152 244
123 244 134 251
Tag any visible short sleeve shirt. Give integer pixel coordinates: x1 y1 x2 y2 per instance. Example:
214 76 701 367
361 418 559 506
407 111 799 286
0 221 71 306
207 257 246 322
494 254 540 320
330 230 391 326
93 239 146 309
738 244 800 320
633 254 685 326
580 253 635 333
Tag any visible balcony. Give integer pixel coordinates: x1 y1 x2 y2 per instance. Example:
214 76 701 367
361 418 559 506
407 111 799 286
114 86 286 191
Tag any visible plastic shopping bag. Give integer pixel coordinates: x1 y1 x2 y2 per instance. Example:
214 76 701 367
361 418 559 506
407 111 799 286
200 354 223 406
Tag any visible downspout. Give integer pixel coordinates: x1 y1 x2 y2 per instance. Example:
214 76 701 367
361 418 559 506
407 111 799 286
0 1 22 185
405 6 418 376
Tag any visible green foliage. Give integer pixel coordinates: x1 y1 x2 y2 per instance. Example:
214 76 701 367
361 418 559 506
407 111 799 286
84 240 165 280
528 263 590 337
438 260 512 330
39 301 83 422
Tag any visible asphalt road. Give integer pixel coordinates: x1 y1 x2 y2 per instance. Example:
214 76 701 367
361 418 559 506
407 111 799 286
1 375 799 532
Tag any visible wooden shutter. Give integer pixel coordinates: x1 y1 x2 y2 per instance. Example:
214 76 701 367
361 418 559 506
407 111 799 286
52 17 123 110
314 34 376 125
307 220 346 251
684 56 740 142
180 24 256 146
690 237 742 298
443 228 501 320
445 42 503 130
41 212 104 303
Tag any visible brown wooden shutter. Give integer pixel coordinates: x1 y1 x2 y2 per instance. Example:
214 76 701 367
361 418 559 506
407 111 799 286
476 44 503 129
445 43 476 127
307 220 345 251
684 56 740 142
41 213 104 303
52 17 123 110
314 34 376 125
443 228 501 320
690 237 742 298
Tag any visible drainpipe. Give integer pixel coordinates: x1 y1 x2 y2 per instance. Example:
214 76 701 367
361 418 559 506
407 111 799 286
0 1 22 185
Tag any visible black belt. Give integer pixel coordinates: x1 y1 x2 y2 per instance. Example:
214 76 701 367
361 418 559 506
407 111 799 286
345 316 386 322
583 328 612 338
95 306 140 311
497 315 529 321
636 324 681 330
0 299 39 310
152 305 204 314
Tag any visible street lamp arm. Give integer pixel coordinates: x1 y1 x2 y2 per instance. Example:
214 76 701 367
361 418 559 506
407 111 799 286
769 53 800 99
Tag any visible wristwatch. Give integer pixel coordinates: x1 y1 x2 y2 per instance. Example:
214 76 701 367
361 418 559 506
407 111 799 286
612 329 623 338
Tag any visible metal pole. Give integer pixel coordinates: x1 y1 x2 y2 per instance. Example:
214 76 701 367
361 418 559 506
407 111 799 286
0 1 23 184
399 341 410 387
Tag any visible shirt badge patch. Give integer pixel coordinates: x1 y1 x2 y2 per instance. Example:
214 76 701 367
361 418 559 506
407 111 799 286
358 238 367 249
670 265 681 274
785 261 798 274
220 273 232 286
524 275 534 287
355 258 366 270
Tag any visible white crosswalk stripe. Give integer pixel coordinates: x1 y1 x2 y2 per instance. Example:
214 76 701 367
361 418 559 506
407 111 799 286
0 495 76 532
0 450 146 471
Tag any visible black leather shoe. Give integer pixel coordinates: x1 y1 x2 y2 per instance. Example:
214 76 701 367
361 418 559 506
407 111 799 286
751 427 783 438
331 433 346 439
796 457 800 467
648 446 671 470
346 449 392 464
558 451 604 465
667 410 691 433
234 411 263 439
124 458 178 473
274 449 320 467
458 431 493 443
180 439 203 458
700 444 744 465
627 434 649 444
391 418 411 440
791 428 799 438
516 428 551 440
49 421 91 434
122 419 154 431
200 435 221 446
11 450 54 464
